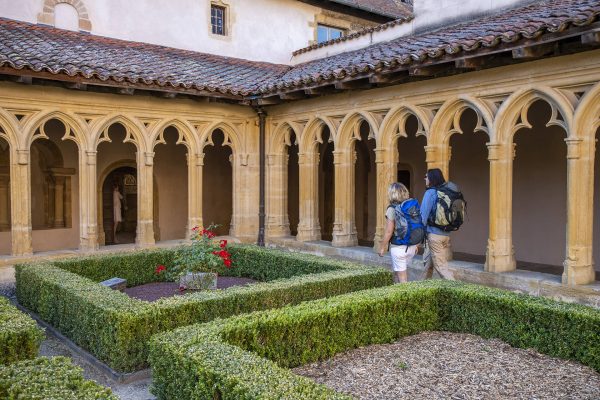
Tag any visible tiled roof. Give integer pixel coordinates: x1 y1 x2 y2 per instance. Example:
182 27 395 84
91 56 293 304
329 0 413 19
262 0 600 93
0 18 290 96
0 0 599 99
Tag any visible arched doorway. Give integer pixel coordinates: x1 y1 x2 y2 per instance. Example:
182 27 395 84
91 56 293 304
354 121 376 247
287 132 299 236
0 137 10 255
102 166 137 244
203 129 233 236
318 127 334 241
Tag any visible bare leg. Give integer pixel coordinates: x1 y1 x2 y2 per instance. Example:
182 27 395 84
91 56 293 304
395 271 408 283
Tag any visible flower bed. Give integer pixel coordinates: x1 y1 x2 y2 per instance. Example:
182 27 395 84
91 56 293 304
0 357 117 399
0 296 44 365
148 280 600 400
15 245 392 372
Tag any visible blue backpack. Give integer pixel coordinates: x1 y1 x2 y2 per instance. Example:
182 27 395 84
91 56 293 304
390 199 425 246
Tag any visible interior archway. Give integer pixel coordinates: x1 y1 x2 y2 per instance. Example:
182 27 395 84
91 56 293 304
203 129 233 236
354 120 376 247
318 127 334 241
0 137 10 255
287 131 299 236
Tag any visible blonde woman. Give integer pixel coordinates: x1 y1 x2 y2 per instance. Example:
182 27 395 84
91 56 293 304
378 182 425 283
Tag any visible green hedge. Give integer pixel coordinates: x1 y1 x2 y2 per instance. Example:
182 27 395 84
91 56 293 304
149 281 600 400
0 356 117 399
16 245 392 372
0 296 44 365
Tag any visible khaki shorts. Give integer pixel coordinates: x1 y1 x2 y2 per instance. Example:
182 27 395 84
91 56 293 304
390 245 418 272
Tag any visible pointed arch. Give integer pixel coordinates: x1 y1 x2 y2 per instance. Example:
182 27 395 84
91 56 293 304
24 110 88 150
149 118 198 153
200 121 242 155
573 82 600 140
378 104 433 149
429 96 494 146
269 121 302 155
494 86 574 145
0 108 19 150
336 111 381 151
299 116 336 153
91 114 147 152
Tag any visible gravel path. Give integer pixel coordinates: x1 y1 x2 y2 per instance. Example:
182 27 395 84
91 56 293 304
293 331 600 400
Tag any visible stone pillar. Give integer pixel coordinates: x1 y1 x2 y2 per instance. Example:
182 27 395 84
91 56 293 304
563 137 595 285
373 147 395 250
52 175 65 228
265 153 290 238
0 174 9 231
186 153 203 238
332 149 358 247
425 143 453 259
485 143 516 273
297 151 320 241
11 149 32 256
136 151 155 247
80 151 98 251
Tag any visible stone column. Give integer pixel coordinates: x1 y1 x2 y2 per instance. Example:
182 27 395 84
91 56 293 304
563 137 595 285
296 151 320 241
332 149 358 247
485 142 516 273
0 174 9 231
265 153 290 238
11 149 32 256
79 151 98 251
136 151 155 247
373 147 395 250
425 143 453 259
53 175 65 228
186 153 203 238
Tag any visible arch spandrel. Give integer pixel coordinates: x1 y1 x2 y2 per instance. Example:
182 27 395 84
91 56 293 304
91 114 147 152
494 86 575 145
0 108 20 150
299 117 336 154
149 119 198 153
573 82 600 138
200 121 242 155
336 111 381 150
428 96 494 146
378 104 433 149
24 111 88 150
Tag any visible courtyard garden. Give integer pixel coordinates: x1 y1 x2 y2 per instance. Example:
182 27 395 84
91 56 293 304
1 232 599 399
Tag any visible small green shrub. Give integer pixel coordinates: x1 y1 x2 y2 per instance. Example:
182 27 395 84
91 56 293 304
0 297 44 365
16 245 392 372
149 281 600 400
0 357 117 399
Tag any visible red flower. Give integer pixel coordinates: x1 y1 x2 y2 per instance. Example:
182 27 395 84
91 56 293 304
155 265 166 274
218 250 230 259
192 226 199 232
219 240 228 248
224 259 232 268
212 251 219 255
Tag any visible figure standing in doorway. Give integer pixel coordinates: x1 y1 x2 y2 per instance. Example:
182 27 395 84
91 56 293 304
113 182 123 244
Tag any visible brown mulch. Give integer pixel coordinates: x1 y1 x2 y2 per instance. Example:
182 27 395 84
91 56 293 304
123 277 258 302
293 331 600 400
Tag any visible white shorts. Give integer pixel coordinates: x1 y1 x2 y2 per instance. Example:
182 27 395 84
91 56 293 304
390 245 418 272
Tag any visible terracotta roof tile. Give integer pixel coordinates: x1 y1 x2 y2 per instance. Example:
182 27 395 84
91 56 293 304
263 0 600 93
329 0 413 19
0 19 290 96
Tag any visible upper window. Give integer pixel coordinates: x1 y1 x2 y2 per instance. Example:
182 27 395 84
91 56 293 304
317 24 345 43
211 5 226 35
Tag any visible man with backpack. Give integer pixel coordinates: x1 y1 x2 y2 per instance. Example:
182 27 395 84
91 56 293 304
378 182 425 283
420 168 466 280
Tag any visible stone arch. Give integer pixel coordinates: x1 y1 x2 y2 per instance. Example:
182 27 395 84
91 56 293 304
24 111 87 150
429 96 494 146
0 109 19 150
494 86 574 145
378 104 432 149
269 121 301 155
38 0 92 31
573 82 600 139
201 121 242 155
92 115 146 152
300 117 337 154
149 119 198 153
336 111 380 150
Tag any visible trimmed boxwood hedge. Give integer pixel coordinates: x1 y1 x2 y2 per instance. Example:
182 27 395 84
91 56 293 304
0 356 117 399
15 245 392 372
148 280 600 400
0 296 44 365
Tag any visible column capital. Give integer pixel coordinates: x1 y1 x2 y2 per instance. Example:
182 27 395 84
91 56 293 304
298 152 318 165
486 142 515 161
16 149 29 165
85 151 97 165
564 137 584 160
144 151 155 166
374 148 389 164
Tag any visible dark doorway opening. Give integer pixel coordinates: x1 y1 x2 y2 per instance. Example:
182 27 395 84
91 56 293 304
103 166 137 244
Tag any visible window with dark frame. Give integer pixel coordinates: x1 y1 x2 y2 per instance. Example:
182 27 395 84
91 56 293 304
317 24 345 43
211 5 225 35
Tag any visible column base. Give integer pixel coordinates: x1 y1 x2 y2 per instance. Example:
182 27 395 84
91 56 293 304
136 220 155 247
562 260 596 286
485 245 516 273
11 227 33 256
265 224 291 239
296 223 321 242
332 233 358 248
79 236 99 252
